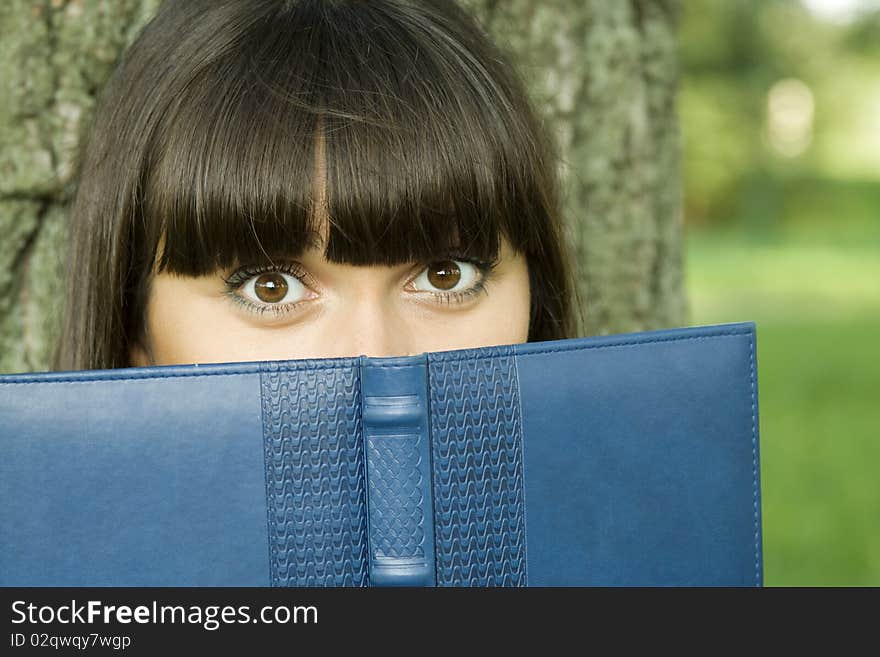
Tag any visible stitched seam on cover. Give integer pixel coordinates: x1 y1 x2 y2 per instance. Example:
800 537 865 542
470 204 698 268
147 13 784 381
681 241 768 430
358 361 372 587
0 331 750 385
423 359 439 588
463 330 753 362
511 349 528 587
0 366 351 385
749 335 760 587
426 355 446 586
257 366 276 587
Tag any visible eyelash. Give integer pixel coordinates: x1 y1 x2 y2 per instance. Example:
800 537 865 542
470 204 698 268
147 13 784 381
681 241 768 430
221 257 498 318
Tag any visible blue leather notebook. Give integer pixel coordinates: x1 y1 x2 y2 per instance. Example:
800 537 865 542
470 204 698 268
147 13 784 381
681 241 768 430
0 321 763 587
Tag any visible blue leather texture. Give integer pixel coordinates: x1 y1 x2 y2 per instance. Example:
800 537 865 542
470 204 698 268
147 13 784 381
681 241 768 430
0 321 763 586
260 359 368 586
427 347 527 586
514 323 763 586
0 365 269 585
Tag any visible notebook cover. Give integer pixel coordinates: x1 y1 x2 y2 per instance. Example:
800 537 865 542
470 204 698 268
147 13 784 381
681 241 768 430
0 321 763 586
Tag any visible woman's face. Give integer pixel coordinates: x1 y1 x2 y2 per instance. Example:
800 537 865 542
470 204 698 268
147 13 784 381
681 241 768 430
128 226 531 366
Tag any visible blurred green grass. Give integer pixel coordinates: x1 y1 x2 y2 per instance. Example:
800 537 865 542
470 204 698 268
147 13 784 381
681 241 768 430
686 230 880 585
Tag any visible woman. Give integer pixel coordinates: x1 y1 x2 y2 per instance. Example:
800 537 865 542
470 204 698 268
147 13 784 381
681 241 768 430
52 0 582 371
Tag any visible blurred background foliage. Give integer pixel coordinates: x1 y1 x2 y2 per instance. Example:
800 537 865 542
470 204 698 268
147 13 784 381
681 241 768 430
680 0 880 584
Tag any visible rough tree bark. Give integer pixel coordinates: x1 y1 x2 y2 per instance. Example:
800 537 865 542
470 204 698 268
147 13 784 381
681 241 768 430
0 0 686 374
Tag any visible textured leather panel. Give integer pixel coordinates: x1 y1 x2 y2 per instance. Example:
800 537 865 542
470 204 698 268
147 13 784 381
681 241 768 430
514 325 762 586
427 347 528 586
260 360 368 587
0 371 268 586
367 434 426 558
360 356 435 587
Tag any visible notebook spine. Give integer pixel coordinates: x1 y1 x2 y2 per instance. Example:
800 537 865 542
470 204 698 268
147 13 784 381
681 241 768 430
360 355 435 586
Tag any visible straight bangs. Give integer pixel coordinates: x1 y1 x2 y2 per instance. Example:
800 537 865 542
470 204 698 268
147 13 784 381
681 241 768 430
141 0 553 277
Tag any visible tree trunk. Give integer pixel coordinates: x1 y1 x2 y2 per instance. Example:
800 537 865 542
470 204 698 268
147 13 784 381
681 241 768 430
0 0 164 374
465 0 688 337
0 0 686 374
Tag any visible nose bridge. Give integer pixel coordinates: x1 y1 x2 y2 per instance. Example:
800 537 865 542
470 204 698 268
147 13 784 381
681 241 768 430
326 291 414 359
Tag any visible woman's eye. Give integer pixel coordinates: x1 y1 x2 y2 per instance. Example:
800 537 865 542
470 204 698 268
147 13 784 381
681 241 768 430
411 259 480 294
222 263 318 319
238 271 310 306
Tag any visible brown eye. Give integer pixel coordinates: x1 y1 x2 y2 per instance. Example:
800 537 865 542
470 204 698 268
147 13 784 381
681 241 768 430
253 272 288 303
237 270 311 309
426 260 461 290
411 259 480 298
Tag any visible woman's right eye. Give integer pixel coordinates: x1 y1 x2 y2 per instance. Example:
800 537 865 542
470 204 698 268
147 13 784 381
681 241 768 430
242 271 309 305
222 264 317 318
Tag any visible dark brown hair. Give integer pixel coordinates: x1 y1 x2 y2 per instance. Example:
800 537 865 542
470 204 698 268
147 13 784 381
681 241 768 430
53 0 580 371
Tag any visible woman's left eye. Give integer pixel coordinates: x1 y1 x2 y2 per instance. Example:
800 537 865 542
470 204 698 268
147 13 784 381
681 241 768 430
408 259 492 304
